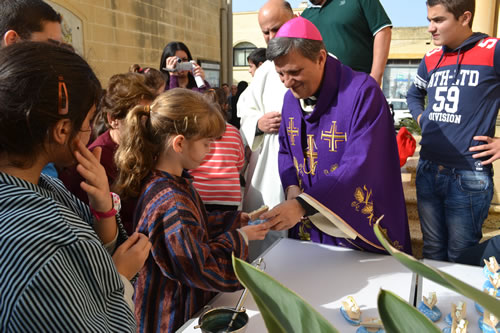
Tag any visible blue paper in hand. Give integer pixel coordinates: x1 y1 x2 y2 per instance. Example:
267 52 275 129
248 218 267 226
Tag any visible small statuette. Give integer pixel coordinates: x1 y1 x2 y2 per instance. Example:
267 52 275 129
478 310 500 333
491 273 500 288
418 292 442 322
483 257 500 279
482 273 500 297
452 319 468 333
443 318 468 333
340 296 361 326
446 301 467 326
356 317 385 333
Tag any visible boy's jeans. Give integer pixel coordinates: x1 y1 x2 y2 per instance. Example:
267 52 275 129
416 159 493 262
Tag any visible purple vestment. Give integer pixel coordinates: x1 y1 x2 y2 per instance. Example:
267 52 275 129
279 56 412 254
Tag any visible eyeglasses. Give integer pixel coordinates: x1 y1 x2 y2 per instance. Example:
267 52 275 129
58 75 69 116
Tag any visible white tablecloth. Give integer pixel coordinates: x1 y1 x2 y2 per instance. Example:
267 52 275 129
178 238 416 332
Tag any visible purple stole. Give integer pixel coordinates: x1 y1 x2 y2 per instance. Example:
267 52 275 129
279 56 412 254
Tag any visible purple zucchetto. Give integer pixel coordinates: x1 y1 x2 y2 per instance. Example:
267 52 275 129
275 16 323 41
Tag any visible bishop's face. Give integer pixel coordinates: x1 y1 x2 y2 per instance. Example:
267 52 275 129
274 48 326 99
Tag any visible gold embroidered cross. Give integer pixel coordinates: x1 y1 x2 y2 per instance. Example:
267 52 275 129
287 117 299 146
321 121 347 152
303 134 318 175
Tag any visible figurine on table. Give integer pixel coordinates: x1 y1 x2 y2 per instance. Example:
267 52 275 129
340 296 361 326
479 310 499 333
357 317 385 333
418 291 442 322
443 302 467 333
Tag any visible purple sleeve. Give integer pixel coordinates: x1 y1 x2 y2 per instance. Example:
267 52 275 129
278 95 300 192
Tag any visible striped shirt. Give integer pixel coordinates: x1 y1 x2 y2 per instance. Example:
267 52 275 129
0 172 135 332
190 123 245 206
134 170 247 333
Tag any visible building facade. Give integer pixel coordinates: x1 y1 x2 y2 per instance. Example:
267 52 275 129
232 1 499 100
47 0 233 86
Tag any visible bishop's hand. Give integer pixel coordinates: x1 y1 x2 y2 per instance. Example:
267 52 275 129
286 185 302 200
261 199 305 231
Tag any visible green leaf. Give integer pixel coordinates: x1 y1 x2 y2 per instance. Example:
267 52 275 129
374 223 500 319
378 289 440 333
232 255 338 333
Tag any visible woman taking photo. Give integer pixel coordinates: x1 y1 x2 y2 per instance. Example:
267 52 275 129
159 41 210 92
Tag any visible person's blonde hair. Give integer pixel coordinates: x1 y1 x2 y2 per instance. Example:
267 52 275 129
91 72 155 139
114 88 225 198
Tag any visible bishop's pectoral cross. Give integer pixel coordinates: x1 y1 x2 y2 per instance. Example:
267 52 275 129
303 134 318 175
287 117 299 146
321 121 347 152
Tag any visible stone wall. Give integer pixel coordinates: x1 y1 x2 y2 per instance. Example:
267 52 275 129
48 0 225 85
389 27 434 59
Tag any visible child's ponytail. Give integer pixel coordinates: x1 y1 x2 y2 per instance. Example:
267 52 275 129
114 104 161 198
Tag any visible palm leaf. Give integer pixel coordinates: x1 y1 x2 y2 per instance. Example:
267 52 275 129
373 222 500 319
377 289 440 333
232 255 338 333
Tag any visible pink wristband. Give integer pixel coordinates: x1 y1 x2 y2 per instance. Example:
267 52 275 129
90 192 121 221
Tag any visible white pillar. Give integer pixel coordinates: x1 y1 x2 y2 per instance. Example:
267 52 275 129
472 0 497 35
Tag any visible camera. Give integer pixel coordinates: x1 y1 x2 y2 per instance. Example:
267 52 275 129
163 57 206 89
163 58 193 73
175 59 194 72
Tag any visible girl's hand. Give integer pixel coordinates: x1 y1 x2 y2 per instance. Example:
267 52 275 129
240 223 271 241
165 56 179 75
73 139 112 213
240 212 250 226
192 62 205 80
112 233 151 280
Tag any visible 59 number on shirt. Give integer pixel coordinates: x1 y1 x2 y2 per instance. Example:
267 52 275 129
432 86 460 113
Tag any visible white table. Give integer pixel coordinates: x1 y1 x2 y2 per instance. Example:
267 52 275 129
418 259 486 333
178 238 416 332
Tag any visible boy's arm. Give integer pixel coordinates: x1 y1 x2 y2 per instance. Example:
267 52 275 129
406 58 429 125
469 39 500 165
